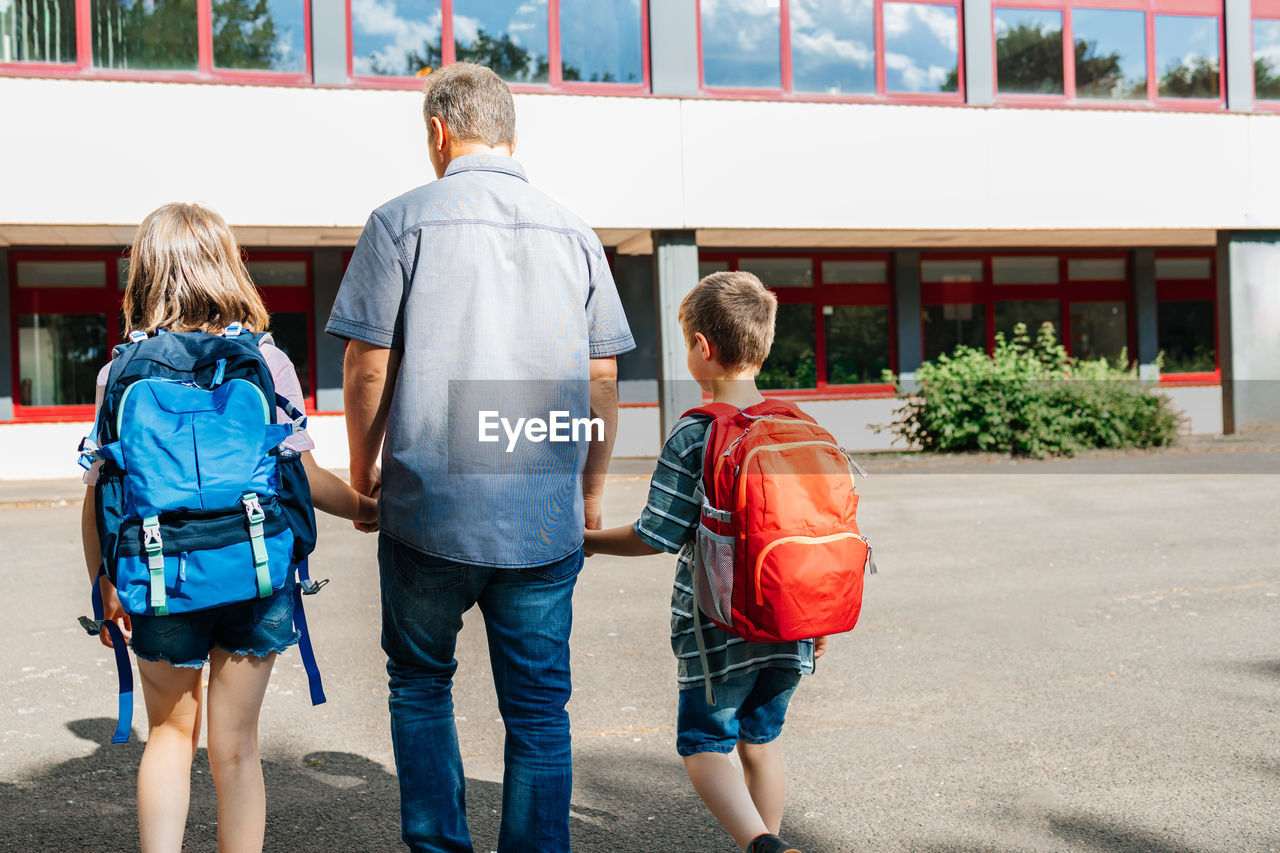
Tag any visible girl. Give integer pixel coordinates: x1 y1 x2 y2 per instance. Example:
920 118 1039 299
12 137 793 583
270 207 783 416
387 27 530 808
81 202 376 853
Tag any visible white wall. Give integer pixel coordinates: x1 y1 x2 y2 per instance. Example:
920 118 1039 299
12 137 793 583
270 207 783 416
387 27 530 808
1 390 1222 480
2 77 1278 233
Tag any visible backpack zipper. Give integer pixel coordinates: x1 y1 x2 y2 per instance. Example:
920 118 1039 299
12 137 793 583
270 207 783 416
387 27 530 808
734 440 855 510
753 532 866 606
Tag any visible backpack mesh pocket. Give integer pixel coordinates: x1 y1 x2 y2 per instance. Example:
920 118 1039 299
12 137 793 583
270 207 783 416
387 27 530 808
694 523 736 628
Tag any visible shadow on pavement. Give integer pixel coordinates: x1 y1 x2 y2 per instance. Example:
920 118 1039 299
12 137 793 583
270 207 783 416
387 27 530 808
1 719 831 852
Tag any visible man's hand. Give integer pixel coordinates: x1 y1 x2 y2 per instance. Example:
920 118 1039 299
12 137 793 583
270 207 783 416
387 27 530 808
814 636 828 659
97 575 132 649
343 340 398 533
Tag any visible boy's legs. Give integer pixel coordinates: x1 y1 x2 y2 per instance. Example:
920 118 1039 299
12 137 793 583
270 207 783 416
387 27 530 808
738 740 786 835
678 667 802 851
683 752 770 851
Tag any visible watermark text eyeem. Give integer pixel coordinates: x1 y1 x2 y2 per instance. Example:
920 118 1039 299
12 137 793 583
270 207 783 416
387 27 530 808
478 410 604 452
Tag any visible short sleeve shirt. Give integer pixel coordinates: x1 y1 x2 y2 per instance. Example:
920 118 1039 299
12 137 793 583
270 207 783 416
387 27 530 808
633 415 814 689
326 154 634 567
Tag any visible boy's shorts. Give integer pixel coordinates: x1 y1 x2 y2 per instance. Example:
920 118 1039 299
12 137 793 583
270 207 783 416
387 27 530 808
130 585 300 669
676 666 802 757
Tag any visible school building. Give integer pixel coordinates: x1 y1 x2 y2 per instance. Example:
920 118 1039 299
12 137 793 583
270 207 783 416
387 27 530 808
2 0 1279 477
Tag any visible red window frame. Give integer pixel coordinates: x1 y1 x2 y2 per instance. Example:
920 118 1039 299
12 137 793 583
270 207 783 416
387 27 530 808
0 0 313 86
1255 0 1280 109
345 0 651 94
918 248 1219 384
991 0 1226 110
699 251 898 399
920 250 1136 361
1152 247 1219 383
8 248 317 423
695 0 965 105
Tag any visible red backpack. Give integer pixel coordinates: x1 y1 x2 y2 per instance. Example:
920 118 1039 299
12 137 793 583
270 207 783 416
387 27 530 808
686 399 875 649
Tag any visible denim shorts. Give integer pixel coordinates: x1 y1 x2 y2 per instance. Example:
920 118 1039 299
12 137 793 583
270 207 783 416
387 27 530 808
676 666 802 757
130 585 300 669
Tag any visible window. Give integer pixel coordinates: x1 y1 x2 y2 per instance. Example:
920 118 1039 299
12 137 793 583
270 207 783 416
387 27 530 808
920 252 1139 364
0 0 76 64
1155 251 1216 374
18 314 108 406
351 0 648 90
1255 4 1280 103
701 0 781 89
8 249 318 420
995 8 1065 95
701 252 893 393
1074 8 1146 99
1 0 310 79
1154 14 1219 98
698 0 963 102
991 0 1223 107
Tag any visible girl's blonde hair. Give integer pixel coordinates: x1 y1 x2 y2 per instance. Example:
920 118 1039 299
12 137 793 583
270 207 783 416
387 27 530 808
122 203 269 336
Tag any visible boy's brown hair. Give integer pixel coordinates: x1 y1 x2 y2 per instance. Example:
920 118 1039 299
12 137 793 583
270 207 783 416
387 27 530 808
678 271 778 370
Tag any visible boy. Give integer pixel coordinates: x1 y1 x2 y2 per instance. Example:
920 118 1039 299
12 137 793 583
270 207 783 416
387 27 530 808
585 271 825 853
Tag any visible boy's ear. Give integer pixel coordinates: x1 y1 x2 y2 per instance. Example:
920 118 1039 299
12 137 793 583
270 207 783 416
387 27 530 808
694 332 714 362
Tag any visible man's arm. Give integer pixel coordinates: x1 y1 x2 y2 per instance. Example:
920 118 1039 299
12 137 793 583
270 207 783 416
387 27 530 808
583 356 618 532
343 340 401 523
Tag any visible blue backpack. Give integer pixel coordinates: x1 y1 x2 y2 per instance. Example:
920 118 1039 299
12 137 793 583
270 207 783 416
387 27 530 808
78 324 327 743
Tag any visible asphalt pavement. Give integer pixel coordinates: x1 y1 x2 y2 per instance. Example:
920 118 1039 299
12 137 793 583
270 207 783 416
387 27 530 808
2 442 1278 852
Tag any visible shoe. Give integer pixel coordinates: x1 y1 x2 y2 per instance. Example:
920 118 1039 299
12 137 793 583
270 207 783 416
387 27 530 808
748 833 801 853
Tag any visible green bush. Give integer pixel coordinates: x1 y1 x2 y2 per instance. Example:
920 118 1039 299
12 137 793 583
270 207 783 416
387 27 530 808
879 323 1184 457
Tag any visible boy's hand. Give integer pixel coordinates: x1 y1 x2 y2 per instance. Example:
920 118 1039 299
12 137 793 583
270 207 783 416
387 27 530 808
583 527 599 558
352 465 381 532
814 636 828 659
96 576 132 649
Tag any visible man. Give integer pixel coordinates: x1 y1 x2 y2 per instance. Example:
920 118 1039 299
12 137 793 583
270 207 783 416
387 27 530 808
326 63 633 852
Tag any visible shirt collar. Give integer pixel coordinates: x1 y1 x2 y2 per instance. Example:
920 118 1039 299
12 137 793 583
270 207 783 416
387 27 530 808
443 153 528 182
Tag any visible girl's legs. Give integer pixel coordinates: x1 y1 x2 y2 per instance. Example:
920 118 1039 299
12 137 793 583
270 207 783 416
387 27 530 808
683 752 770 852
136 658 204 853
205 648 276 853
738 740 786 835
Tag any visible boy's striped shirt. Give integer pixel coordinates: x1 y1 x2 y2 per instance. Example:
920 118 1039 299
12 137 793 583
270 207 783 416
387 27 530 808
633 414 814 689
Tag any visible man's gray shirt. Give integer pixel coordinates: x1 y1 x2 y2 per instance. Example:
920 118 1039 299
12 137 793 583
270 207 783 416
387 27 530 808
326 154 634 567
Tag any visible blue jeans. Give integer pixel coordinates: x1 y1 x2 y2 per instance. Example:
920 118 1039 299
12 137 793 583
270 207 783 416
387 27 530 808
379 533 582 853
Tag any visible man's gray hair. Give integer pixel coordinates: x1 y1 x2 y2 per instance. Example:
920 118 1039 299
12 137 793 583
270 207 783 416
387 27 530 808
422 63 517 147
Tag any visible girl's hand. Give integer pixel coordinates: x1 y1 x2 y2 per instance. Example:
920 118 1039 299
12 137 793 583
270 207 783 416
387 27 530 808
814 636 828 659
355 494 379 531
97 575 132 649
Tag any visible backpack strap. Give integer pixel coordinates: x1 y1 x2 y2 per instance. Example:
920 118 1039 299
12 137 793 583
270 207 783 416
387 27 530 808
291 558 329 706
79 569 135 744
681 402 739 420
692 602 717 707
241 495 273 599
142 516 168 615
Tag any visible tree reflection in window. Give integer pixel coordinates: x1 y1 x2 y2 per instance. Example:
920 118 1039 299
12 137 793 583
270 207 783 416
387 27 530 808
1155 15 1218 98
91 0 197 70
883 3 959 93
213 0 306 71
994 8 1063 95
454 0 548 83
560 0 642 83
757 304 816 390
1073 8 1146 99
1 0 77 63
1255 19 1280 100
